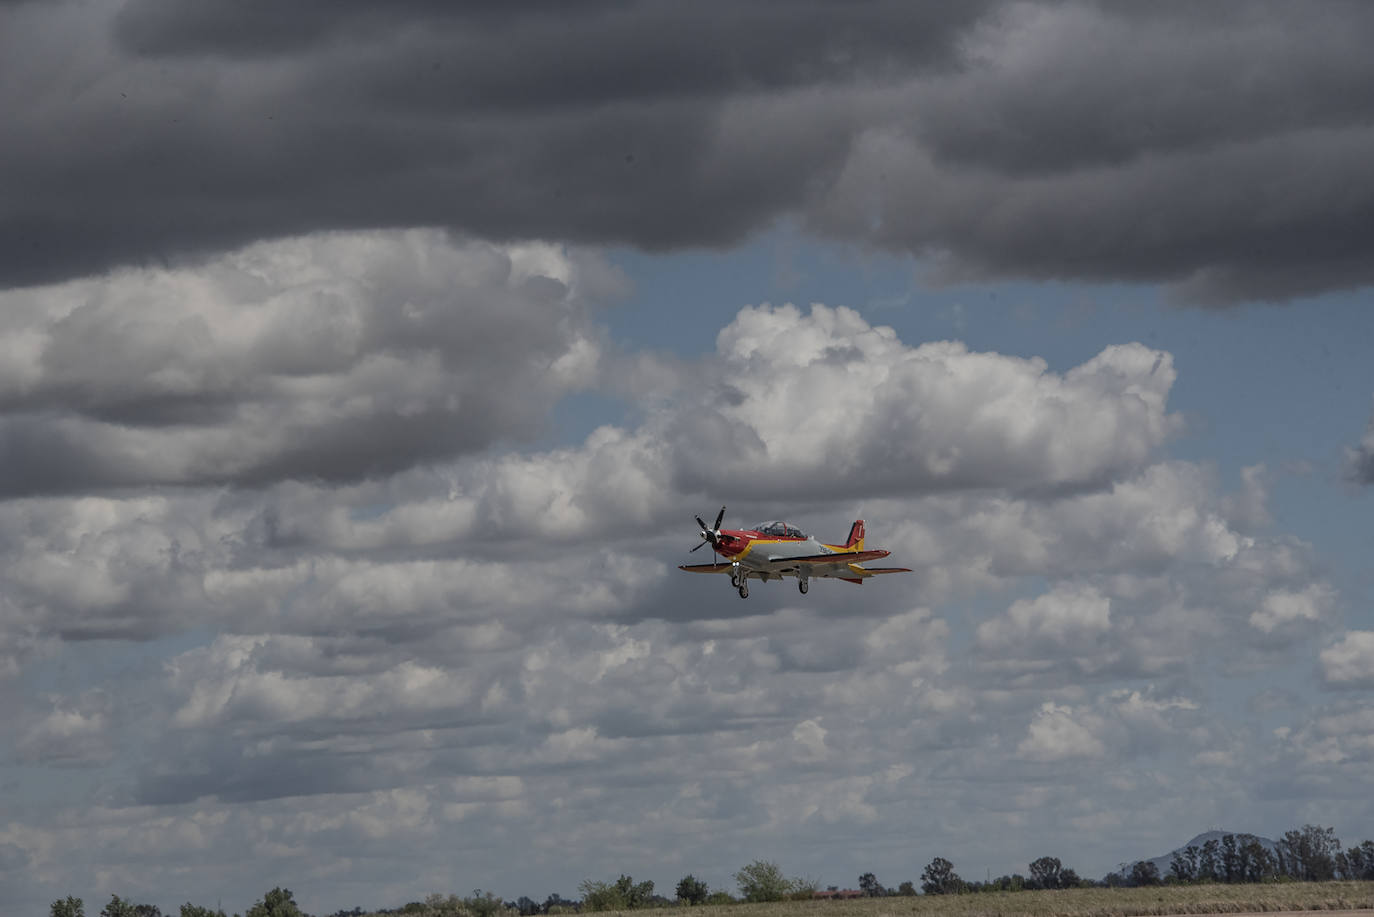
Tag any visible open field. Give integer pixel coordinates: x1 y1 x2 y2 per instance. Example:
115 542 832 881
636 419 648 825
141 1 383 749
579 883 1374 917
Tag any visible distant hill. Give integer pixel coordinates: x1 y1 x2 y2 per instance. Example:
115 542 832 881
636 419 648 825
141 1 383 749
1116 830 1280 879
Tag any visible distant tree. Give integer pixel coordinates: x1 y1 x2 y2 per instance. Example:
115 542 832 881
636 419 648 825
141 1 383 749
734 860 792 903
580 876 654 911
618 876 654 909
788 875 820 900
579 880 622 912
544 890 577 912
1183 846 1201 881
423 893 461 915
246 888 303 917
1233 834 1275 883
1278 825 1341 881
578 881 620 913
1199 839 1220 882
513 896 540 916
676 875 709 906
133 906 162 917
704 891 736 906
1028 856 1064 890
100 896 139 917
538 890 571 912
179 905 227 917
1342 840 1374 880
1169 848 1194 883
920 857 964 895
1059 868 1082 889
897 881 916 897
1129 860 1161 887
468 890 507 917
52 897 86 917
858 872 886 897
1221 834 1241 883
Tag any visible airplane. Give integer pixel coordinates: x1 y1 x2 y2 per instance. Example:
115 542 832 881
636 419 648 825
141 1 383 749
679 506 911 598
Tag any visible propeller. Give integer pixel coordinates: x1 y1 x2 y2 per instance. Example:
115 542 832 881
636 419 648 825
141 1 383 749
690 505 727 554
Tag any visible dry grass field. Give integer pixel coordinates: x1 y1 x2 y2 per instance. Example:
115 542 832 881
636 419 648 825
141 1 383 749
602 882 1374 917
367 882 1374 917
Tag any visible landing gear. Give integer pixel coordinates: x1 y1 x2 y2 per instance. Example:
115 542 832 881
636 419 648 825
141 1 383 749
737 580 749 599
798 578 809 595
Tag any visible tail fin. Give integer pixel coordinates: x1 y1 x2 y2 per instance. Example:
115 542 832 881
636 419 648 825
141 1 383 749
844 520 865 550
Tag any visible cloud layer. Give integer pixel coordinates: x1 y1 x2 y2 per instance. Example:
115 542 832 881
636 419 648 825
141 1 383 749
5 1 1374 301
0 231 614 493
2 230 1364 914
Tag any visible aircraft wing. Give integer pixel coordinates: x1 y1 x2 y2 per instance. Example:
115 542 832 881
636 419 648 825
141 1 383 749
779 549 892 565
678 562 734 573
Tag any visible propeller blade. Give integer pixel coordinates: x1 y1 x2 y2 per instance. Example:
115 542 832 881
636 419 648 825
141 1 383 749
689 507 727 558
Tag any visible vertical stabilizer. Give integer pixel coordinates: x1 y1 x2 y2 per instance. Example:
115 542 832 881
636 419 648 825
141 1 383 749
844 520 865 550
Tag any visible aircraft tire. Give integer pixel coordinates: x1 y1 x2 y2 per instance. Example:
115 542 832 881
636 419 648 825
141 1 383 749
738 582 749 599
798 579 809 594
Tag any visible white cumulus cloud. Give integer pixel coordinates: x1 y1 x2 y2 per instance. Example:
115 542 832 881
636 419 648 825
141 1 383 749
1321 630 1374 687
1016 702 1107 762
672 303 1179 498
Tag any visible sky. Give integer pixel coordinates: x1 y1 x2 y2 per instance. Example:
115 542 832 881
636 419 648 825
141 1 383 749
2 1 1374 913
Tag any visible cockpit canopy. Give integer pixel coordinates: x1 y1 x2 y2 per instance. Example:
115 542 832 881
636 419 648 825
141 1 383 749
754 521 806 539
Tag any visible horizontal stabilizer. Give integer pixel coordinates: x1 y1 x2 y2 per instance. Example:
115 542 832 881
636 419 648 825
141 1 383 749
828 565 912 584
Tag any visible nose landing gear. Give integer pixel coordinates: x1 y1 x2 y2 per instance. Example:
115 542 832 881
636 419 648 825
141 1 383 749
730 566 749 598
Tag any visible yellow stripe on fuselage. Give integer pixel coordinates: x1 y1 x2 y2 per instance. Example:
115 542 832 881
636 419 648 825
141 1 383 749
732 539 849 564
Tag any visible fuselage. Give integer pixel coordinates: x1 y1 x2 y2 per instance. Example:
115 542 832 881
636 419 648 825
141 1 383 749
709 521 849 571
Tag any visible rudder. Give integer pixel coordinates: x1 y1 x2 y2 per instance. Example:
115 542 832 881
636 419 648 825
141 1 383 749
844 519 865 550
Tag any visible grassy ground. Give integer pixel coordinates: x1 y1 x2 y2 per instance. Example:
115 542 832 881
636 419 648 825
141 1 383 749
360 883 1374 917
620 882 1374 917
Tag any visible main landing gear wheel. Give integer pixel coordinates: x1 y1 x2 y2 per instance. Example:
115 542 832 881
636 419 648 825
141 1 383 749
737 581 749 599
798 579 809 594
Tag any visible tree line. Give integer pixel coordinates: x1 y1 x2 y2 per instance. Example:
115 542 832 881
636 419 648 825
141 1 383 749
917 826 1374 896
1157 826 1374 886
49 887 302 917
48 825 1374 917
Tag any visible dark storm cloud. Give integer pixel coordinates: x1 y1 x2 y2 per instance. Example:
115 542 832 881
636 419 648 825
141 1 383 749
4 1 1374 300
0 0 986 287
112 0 976 97
0 1 1367 299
